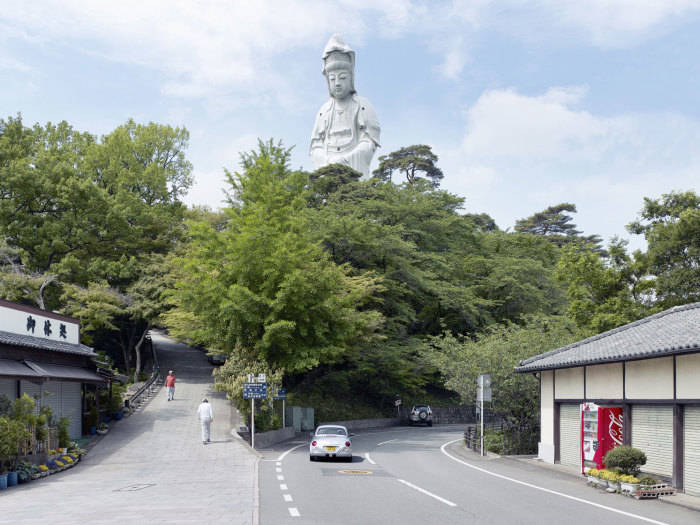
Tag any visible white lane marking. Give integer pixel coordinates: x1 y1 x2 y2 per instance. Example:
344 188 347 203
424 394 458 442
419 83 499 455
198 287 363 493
364 452 376 465
280 484 288 490
276 461 281 466
283 494 293 502
289 507 300 517
277 475 284 481
440 440 668 525
277 444 305 462
276 467 282 473
397 479 457 507
377 439 397 446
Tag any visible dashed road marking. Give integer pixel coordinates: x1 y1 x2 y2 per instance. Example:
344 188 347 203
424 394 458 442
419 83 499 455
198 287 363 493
276 467 282 473
280 483 288 490
397 479 457 507
289 507 300 517
277 475 284 481
364 452 376 465
440 439 668 525
283 494 293 502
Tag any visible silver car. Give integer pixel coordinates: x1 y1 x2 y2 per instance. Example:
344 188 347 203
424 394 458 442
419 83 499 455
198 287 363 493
309 425 352 462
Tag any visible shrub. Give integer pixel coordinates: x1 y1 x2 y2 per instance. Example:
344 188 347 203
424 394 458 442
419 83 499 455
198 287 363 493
603 446 646 476
57 417 70 448
587 468 600 478
638 475 658 486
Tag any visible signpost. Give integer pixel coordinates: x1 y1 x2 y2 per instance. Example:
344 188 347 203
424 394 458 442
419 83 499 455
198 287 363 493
394 398 402 418
243 380 268 448
477 374 491 457
273 388 287 428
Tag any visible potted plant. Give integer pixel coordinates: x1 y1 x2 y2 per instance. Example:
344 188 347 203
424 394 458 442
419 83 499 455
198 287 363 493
88 405 98 435
16 461 37 484
57 417 70 453
607 470 622 492
587 468 600 485
619 474 640 494
96 422 109 435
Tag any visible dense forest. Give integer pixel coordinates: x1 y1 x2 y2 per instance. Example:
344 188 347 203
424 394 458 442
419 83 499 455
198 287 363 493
2 116 698 430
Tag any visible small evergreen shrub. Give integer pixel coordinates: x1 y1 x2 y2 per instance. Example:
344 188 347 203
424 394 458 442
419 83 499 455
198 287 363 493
603 446 646 476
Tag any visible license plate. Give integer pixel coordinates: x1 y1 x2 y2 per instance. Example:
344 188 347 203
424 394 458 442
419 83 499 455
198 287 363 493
324 446 337 452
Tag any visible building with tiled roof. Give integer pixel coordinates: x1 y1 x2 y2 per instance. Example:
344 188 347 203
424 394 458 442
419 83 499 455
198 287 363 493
515 303 700 496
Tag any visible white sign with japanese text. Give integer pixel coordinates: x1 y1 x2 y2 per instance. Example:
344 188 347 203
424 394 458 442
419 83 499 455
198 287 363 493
0 303 80 345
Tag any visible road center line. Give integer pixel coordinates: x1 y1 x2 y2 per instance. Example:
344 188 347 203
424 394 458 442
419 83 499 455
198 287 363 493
283 494 293 502
277 444 305 462
280 484 288 490
440 440 668 525
397 479 457 507
377 439 397 446
364 452 376 465
288 507 300 517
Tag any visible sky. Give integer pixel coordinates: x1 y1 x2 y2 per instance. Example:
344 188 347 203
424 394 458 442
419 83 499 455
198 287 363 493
2 1 699 252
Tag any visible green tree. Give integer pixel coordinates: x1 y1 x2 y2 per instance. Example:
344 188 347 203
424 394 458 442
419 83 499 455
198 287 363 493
166 140 383 375
627 190 700 306
555 239 651 333
372 144 444 187
515 203 605 254
426 315 581 428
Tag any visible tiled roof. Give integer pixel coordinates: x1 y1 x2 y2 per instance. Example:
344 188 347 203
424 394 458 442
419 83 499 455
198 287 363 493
0 329 96 356
515 302 700 373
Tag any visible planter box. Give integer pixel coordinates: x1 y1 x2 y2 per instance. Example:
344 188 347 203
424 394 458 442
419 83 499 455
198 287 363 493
587 476 598 484
608 481 621 492
634 483 675 500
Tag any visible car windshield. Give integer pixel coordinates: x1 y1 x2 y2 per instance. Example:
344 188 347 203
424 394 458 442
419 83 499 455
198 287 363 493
413 405 429 410
316 427 346 436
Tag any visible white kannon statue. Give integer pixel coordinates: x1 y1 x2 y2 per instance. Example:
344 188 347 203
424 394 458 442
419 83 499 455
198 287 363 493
310 35 380 177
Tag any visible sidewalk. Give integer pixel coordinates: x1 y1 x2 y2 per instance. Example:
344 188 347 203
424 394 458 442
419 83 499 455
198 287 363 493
512 456 700 513
0 333 259 525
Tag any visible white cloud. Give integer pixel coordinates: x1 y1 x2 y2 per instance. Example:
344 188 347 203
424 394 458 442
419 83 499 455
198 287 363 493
0 1 418 104
441 86 700 247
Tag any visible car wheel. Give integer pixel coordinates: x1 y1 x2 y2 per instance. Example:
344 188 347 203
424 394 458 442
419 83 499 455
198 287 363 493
419 411 427 420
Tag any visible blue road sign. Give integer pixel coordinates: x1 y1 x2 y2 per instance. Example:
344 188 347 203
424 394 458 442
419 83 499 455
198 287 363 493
273 388 286 400
243 382 267 399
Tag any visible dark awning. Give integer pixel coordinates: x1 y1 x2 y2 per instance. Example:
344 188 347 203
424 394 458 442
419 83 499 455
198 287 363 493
0 358 41 378
0 359 106 383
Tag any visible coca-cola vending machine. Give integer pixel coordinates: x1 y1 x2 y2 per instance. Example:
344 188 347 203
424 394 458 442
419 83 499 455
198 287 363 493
581 402 623 473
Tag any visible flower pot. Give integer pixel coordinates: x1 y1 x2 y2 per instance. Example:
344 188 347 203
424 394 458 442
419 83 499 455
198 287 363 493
114 411 123 420
90 426 97 435
587 476 598 484
7 472 18 487
0 473 7 490
620 482 639 494
608 481 620 492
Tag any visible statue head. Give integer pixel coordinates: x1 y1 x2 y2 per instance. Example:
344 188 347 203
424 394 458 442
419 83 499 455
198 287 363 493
322 34 355 99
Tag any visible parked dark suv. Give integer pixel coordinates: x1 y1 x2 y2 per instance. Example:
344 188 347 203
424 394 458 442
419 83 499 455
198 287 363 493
408 405 433 426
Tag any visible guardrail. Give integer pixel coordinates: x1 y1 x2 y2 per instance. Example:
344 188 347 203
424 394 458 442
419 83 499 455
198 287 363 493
124 334 160 411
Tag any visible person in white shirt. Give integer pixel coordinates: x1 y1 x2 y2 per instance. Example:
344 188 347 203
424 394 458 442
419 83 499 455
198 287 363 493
197 398 214 444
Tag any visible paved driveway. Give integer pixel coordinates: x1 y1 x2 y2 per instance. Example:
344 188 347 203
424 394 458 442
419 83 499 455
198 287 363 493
1 333 258 524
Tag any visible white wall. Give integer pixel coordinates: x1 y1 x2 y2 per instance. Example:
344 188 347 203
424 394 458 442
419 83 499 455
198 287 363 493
626 357 674 399
586 363 623 399
555 367 584 399
539 370 555 463
676 353 700 399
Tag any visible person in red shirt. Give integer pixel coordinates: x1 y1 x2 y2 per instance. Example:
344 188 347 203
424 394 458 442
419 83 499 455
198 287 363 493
165 371 176 401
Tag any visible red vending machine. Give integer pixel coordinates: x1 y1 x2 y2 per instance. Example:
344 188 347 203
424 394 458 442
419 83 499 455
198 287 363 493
581 402 623 473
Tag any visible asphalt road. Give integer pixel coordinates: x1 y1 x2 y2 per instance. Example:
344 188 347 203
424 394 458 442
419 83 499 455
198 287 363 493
259 425 698 524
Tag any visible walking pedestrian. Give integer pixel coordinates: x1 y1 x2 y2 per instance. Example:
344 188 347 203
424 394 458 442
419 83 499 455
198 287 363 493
165 370 176 401
197 398 214 444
